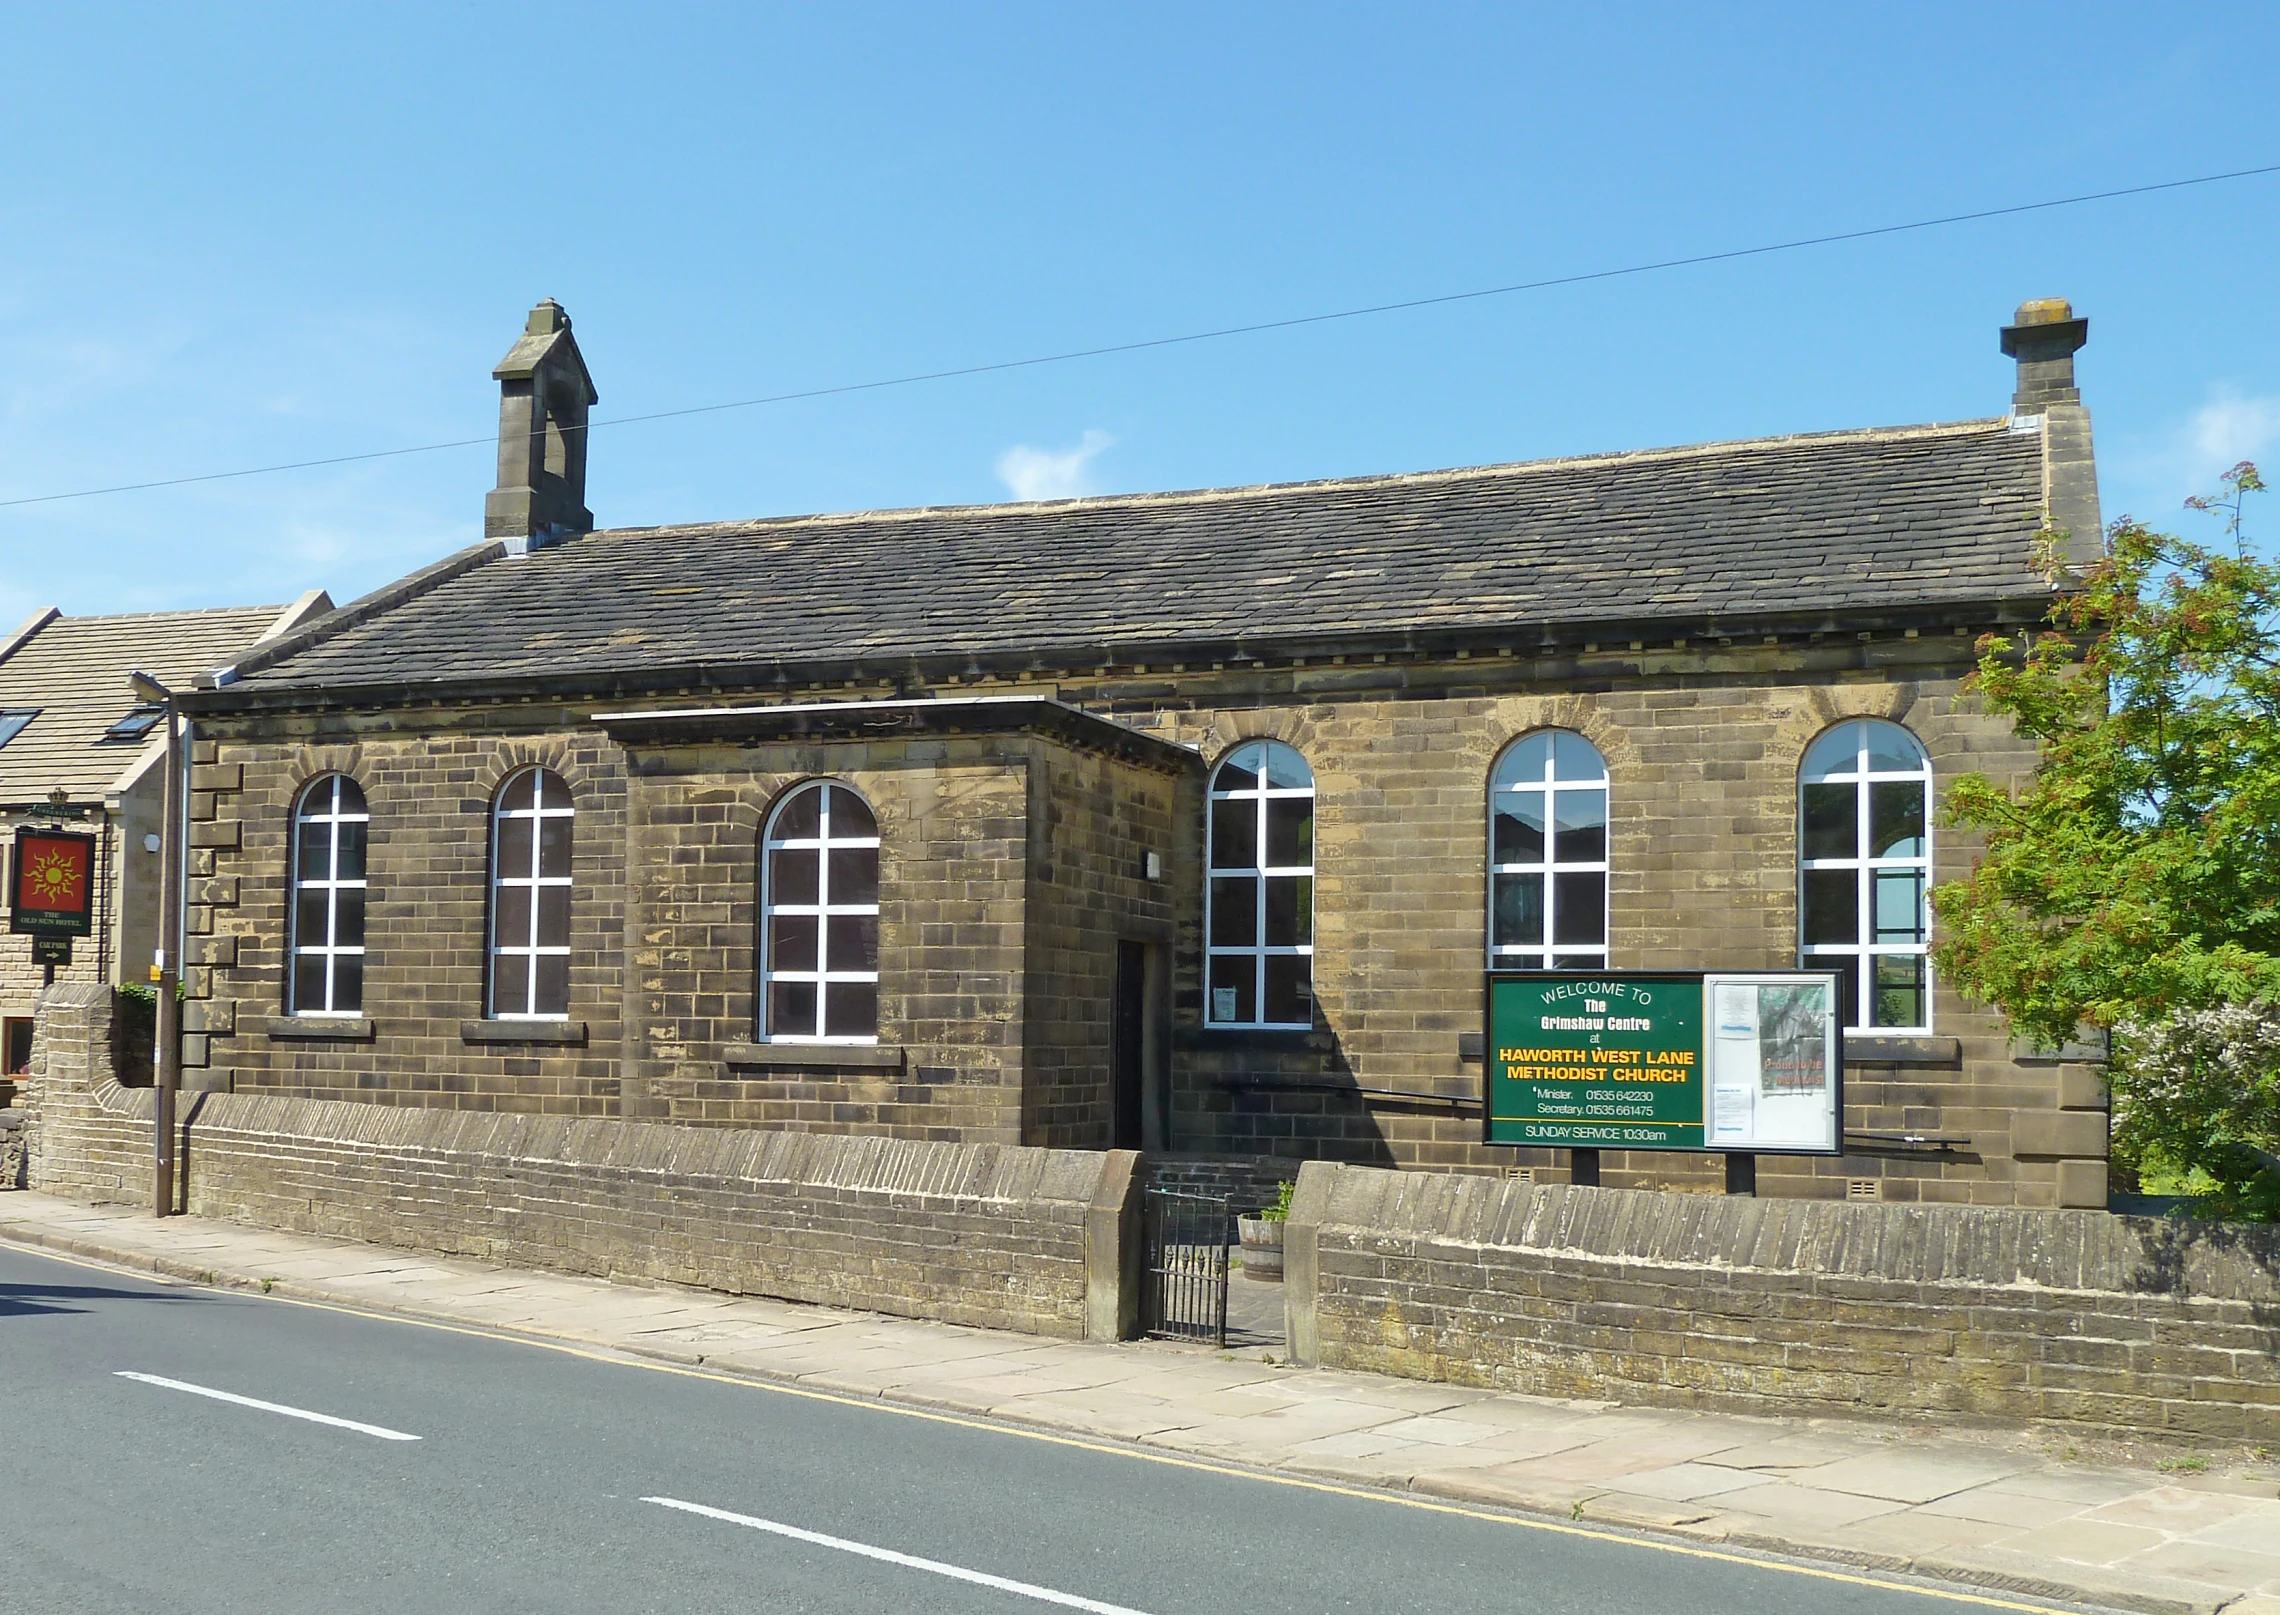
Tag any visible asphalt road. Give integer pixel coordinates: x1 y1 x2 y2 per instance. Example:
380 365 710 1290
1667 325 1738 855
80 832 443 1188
0 1244 2078 1615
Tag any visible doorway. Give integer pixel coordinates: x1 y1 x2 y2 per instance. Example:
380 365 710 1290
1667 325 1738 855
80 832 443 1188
1112 941 1146 1150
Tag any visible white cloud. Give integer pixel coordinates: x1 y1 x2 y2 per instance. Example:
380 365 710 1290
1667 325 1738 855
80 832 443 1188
2109 388 2280 528
2179 390 2280 489
996 429 1115 502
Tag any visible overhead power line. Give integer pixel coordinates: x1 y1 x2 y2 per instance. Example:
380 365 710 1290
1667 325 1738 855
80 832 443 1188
6 160 2277 512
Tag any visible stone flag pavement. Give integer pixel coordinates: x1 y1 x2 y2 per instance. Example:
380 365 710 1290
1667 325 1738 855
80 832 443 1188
3 1191 2275 1615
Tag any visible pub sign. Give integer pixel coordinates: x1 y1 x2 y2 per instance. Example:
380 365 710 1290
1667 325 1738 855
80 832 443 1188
1485 970 1843 1155
9 829 98 939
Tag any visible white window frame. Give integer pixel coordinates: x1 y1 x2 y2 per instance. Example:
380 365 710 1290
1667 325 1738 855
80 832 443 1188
1488 730 1610 971
490 767 575 1020
1798 719 1934 1033
1204 740 1315 1030
288 774 367 1017
761 781 880 1044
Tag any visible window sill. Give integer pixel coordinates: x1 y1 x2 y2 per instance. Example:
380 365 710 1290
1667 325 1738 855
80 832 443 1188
722 1042 906 1071
266 1016 374 1041
460 1019 587 1046
1174 1025 1327 1052
1843 1032 1960 1067
2009 1033 2111 1064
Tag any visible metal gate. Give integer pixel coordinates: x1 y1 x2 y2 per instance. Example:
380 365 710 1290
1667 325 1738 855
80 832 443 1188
1141 1186 1229 1346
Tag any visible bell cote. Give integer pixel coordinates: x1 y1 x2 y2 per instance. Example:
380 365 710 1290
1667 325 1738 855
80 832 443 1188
484 299 599 552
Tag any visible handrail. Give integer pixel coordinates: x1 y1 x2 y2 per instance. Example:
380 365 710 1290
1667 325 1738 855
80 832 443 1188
1213 1076 1482 1112
1843 1130 1974 1156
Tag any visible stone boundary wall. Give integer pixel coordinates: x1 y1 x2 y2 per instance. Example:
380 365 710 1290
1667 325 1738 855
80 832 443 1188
24 984 1140 1340
1285 1161 2280 1442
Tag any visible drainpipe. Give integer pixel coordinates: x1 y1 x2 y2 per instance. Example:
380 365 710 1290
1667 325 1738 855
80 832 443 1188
129 672 181 1218
96 805 113 984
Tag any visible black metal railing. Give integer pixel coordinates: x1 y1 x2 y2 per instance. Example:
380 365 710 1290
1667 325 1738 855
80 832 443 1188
1142 1186 1229 1347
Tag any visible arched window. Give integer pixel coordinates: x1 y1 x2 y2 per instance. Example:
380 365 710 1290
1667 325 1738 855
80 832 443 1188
1489 731 1608 971
1206 740 1314 1028
289 775 367 1015
762 781 879 1041
1800 719 1932 1031
490 768 573 1018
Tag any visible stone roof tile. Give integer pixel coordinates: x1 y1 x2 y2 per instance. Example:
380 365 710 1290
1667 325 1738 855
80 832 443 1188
0 606 286 804
239 418 2048 692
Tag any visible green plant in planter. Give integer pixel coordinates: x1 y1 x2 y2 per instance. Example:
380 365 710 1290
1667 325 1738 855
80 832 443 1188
1259 1180 1296 1223
114 982 157 1039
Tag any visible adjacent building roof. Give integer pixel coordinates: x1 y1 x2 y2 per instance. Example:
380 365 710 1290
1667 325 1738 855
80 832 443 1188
227 415 2054 700
0 599 324 806
594 694 1204 773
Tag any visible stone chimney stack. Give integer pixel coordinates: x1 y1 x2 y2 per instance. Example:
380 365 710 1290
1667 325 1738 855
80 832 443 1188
485 299 599 552
2000 297 2088 412
2000 298 2102 571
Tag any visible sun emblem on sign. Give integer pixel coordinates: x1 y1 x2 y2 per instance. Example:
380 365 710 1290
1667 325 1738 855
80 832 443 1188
25 848 78 903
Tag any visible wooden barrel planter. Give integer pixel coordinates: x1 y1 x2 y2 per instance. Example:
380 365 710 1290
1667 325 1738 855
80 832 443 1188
1236 1215 1284 1282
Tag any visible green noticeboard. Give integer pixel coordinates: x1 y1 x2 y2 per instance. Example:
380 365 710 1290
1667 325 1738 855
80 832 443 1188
1485 970 1844 1155
1487 972 1707 1149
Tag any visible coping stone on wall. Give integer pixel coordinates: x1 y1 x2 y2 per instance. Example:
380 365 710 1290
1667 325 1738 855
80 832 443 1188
1289 1160 2280 1320
1284 1160 2280 1439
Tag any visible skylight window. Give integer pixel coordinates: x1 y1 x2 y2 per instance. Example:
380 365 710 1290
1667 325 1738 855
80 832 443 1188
0 709 36 749
101 705 165 742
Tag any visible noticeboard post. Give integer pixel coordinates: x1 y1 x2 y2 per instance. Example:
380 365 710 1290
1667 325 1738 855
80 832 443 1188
9 828 98 940
1485 970 1843 1156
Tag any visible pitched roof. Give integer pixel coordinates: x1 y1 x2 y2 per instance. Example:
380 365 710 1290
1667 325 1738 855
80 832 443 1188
234 416 2052 697
0 604 303 805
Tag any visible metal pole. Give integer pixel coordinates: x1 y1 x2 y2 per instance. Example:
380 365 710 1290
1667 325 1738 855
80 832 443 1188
152 689 183 1217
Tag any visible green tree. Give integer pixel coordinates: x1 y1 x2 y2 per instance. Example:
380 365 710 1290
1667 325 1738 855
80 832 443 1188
1930 463 2280 1215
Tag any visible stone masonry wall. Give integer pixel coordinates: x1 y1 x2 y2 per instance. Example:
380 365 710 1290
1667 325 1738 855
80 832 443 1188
27 981 1141 1339
1143 1152 1294 1213
188 719 628 1113
1284 1161 2280 1442
1063 632 2100 1206
18 985 129 1199
1022 742 1179 1147
619 734 1034 1140
193 716 1188 1150
173 628 2103 1208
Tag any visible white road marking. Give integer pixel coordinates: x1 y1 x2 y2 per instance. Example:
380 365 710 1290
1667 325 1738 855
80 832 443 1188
643 1496 1152 1613
115 1372 421 1442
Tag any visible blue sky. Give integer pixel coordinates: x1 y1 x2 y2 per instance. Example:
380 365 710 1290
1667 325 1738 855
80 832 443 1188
3 4 2277 623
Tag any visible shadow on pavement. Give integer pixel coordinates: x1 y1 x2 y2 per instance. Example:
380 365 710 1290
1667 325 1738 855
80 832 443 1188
1226 1271 1287 1350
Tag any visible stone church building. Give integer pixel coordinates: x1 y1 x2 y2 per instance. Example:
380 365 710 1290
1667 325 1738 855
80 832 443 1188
159 297 2112 1207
